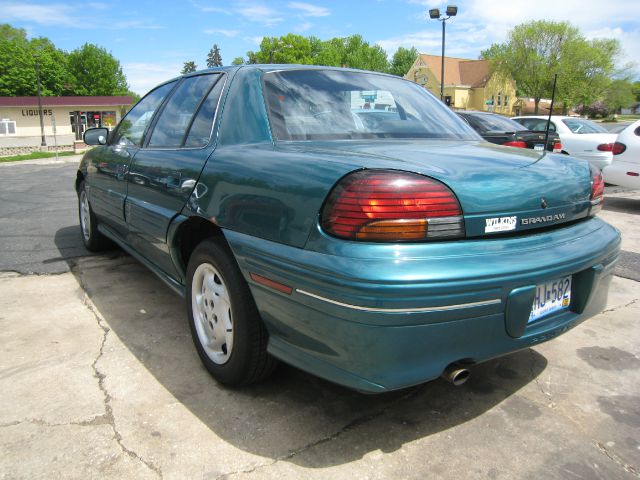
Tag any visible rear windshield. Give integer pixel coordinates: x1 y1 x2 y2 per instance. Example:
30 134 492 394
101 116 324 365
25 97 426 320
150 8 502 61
562 118 608 134
514 118 557 132
460 113 527 133
263 69 478 141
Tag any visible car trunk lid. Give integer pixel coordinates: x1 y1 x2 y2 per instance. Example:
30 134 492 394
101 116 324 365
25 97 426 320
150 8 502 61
278 139 593 237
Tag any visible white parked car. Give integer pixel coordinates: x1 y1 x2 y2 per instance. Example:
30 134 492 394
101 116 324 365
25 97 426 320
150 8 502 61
513 116 617 170
602 119 640 189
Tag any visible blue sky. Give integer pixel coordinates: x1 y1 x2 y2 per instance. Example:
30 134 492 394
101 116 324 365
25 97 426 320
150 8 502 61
1 0 639 94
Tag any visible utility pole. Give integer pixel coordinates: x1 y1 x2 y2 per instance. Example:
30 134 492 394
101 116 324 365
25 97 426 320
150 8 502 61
35 57 47 146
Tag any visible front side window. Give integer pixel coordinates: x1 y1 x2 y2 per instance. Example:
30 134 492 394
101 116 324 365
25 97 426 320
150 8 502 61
111 81 176 146
562 118 608 134
148 74 222 148
264 70 477 141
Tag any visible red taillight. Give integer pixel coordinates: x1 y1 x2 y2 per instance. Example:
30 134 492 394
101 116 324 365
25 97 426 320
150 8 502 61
321 170 464 242
553 141 562 153
502 140 527 148
612 142 626 155
589 167 604 216
597 143 614 152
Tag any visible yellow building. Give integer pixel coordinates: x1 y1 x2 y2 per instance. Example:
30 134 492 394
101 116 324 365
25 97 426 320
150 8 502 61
405 54 516 115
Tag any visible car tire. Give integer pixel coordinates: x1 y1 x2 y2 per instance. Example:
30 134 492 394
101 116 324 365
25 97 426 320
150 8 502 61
186 238 277 386
78 180 112 252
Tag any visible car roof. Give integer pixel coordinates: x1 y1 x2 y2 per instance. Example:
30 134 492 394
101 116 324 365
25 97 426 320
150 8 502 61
513 115 574 120
143 64 414 101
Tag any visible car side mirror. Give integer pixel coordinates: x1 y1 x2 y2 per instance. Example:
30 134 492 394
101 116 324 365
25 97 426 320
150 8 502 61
84 127 109 146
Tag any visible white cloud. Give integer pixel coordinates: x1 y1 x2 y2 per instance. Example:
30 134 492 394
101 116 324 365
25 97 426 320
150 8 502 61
110 20 163 30
288 2 330 17
191 2 231 14
246 36 264 46
0 2 162 29
203 28 240 37
237 5 283 25
295 21 314 32
0 3 76 27
123 62 183 95
378 22 492 58
383 0 639 73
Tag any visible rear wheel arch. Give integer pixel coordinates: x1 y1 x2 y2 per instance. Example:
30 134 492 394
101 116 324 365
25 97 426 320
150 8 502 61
172 216 229 276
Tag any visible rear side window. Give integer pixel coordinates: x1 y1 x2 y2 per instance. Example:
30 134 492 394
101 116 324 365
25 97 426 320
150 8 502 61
148 74 221 148
562 118 607 134
112 81 176 146
184 77 225 148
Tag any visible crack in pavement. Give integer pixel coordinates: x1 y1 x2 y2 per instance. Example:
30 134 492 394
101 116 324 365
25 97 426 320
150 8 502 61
595 442 640 478
602 298 639 315
0 415 111 429
0 269 70 277
77 273 164 479
214 385 427 480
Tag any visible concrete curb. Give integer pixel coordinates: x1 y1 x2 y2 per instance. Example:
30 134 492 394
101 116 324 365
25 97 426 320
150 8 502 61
0 154 83 167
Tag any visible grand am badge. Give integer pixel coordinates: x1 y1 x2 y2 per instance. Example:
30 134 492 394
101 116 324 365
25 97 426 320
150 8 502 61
521 213 566 225
485 216 517 233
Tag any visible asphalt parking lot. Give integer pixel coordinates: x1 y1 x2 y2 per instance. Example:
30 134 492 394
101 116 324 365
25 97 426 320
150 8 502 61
1 157 639 479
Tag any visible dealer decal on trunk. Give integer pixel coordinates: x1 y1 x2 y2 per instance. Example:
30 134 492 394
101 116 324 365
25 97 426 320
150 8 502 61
485 216 517 233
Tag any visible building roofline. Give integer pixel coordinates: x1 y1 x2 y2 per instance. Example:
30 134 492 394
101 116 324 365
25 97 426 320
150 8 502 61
0 96 132 107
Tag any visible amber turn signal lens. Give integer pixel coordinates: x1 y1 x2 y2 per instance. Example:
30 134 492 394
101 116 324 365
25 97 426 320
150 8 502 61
355 219 428 241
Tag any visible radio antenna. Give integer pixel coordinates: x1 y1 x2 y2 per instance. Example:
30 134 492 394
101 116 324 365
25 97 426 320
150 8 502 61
543 74 558 154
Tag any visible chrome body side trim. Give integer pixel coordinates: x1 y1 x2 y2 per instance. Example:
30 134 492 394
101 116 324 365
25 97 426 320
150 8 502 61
295 289 501 313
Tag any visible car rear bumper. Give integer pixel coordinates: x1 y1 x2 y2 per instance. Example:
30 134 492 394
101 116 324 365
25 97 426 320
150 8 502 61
224 217 620 392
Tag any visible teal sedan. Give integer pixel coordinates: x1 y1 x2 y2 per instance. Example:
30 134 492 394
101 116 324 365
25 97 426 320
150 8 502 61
77 65 620 393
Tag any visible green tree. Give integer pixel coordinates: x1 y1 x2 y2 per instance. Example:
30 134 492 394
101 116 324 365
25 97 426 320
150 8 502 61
602 78 636 113
231 56 244 65
251 34 318 64
482 21 583 114
633 81 640 102
67 43 129 96
206 44 222 68
316 35 389 72
181 61 197 74
556 37 620 112
0 24 71 96
389 46 419 76
245 33 390 73
482 21 621 114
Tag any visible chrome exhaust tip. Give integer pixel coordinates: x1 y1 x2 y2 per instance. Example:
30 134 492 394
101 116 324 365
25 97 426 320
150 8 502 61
442 365 470 386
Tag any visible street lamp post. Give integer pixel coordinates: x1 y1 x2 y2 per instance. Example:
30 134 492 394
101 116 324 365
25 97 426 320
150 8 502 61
429 5 458 103
34 57 47 146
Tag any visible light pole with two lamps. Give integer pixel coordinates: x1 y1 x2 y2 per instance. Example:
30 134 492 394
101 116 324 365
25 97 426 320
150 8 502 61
429 5 458 103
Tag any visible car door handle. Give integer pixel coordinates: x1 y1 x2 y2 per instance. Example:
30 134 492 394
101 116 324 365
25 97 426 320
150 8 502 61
180 179 196 191
114 148 130 159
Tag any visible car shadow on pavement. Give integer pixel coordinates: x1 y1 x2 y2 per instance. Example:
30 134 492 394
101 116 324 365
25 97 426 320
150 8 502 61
602 196 640 214
55 225 548 468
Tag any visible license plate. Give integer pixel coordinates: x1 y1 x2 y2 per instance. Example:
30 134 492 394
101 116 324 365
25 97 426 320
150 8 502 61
529 276 572 322
534 144 544 151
